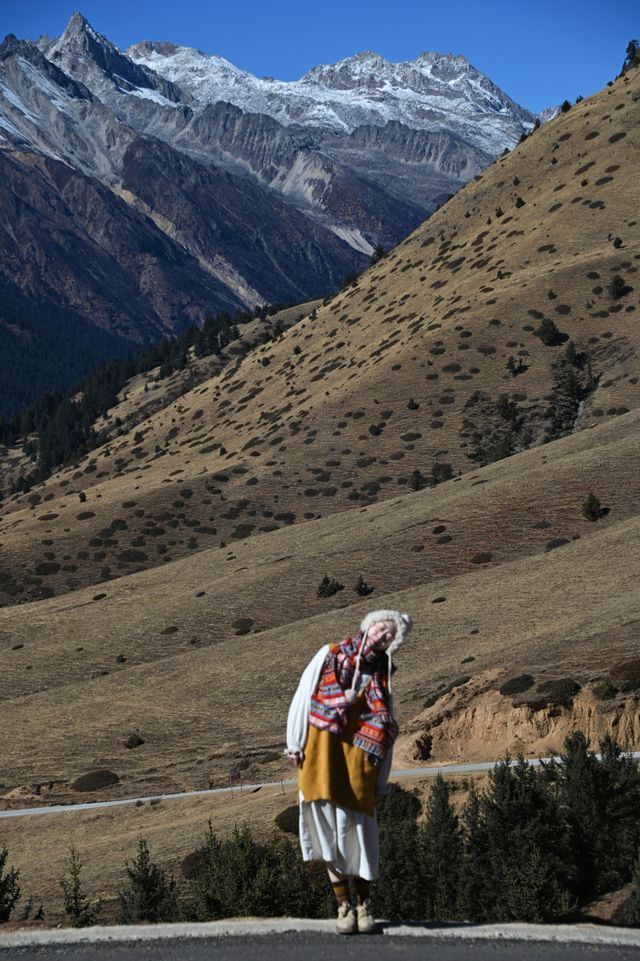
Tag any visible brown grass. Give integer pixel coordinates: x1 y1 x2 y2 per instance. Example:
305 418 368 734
0 67 639 929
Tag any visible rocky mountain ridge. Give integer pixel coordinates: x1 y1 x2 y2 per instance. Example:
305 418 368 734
126 40 539 153
0 11 547 409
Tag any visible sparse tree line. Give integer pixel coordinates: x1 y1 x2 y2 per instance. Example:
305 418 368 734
0 303 297 500
2 733 640 927
500 38 639 155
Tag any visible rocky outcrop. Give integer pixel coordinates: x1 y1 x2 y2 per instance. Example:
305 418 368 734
394 669 640 767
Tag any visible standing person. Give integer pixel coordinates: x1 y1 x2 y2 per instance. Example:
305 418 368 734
286 609 413 934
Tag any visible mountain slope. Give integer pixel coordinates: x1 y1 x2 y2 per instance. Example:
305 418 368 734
1 61 637 605
1 406 639 795
0 30 369 410
0 12 546 410
36 15 479 251
127 42 535 152
0 69 639 922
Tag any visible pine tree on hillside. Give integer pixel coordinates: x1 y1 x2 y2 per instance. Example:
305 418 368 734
117 838 181 923
458 782 487 921
370 243 386 265
595 735 640 890
621 39 640 74
372 785 422 920
187 820 331 921
551 730 600 900
418 774 462 919
60 845 100 927
552 732 640 899
0 847 21 922
479 756 572 921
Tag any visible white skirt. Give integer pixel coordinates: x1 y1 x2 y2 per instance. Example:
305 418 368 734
298 792 379 880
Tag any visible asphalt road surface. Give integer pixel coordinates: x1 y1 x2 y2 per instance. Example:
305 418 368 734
3 932 640 961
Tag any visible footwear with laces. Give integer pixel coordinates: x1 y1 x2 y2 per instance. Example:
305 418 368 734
356 898 376 934
335 900 357 935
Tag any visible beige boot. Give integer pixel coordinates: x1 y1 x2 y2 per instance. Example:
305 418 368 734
336 900 357 935
356 898 376 934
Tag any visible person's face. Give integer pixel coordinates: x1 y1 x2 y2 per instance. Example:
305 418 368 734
368 619 397 652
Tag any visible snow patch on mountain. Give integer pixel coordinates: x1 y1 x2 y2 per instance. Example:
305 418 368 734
125 85 179 107
328 225 374 256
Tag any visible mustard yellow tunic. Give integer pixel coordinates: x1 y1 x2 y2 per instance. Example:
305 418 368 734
298 692 379 817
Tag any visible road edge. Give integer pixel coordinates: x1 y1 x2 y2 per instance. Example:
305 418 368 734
1 919 640 949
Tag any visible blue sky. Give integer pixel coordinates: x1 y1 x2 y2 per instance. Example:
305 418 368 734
1 0 637 113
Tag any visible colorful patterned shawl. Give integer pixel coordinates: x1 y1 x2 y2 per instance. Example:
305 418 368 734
309 631 398 762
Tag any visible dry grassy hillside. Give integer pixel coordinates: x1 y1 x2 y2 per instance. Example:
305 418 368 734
1 405 639 802
0 300 321 497
0 67 638 606
0 69 639 930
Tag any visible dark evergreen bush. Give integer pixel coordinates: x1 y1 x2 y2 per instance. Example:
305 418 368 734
409 469 428 491
545 732 640 901
473 756 574 922
60 845 100 927
533 318 568 347
608 275 632 299
624 852 640 926
117 838 181 923
430 462 453 485
583 492 603 521
417 775 462 919
0 847 21 922
187 822 331 921
354 575 374 596
317 574 344 598
535 677 581 706
372 785 422 920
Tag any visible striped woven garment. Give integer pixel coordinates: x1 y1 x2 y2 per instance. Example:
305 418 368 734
308 632 398 762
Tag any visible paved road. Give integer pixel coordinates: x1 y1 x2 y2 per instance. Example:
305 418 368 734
3 931 640 961
4 753 640 820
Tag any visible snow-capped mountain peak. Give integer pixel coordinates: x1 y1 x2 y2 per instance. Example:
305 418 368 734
126 38 534 153
45 10 117 62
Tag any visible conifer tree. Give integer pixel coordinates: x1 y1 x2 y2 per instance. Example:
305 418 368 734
554 732 640 899
0 847 21 922
479 756 572 921
60 845 100 927
624 850 640 926
418 774 462 919
372 785 422 920
552 731 600 900
458 782 487 921
187 820 331 921
595 736 640 890
117 838 181 923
